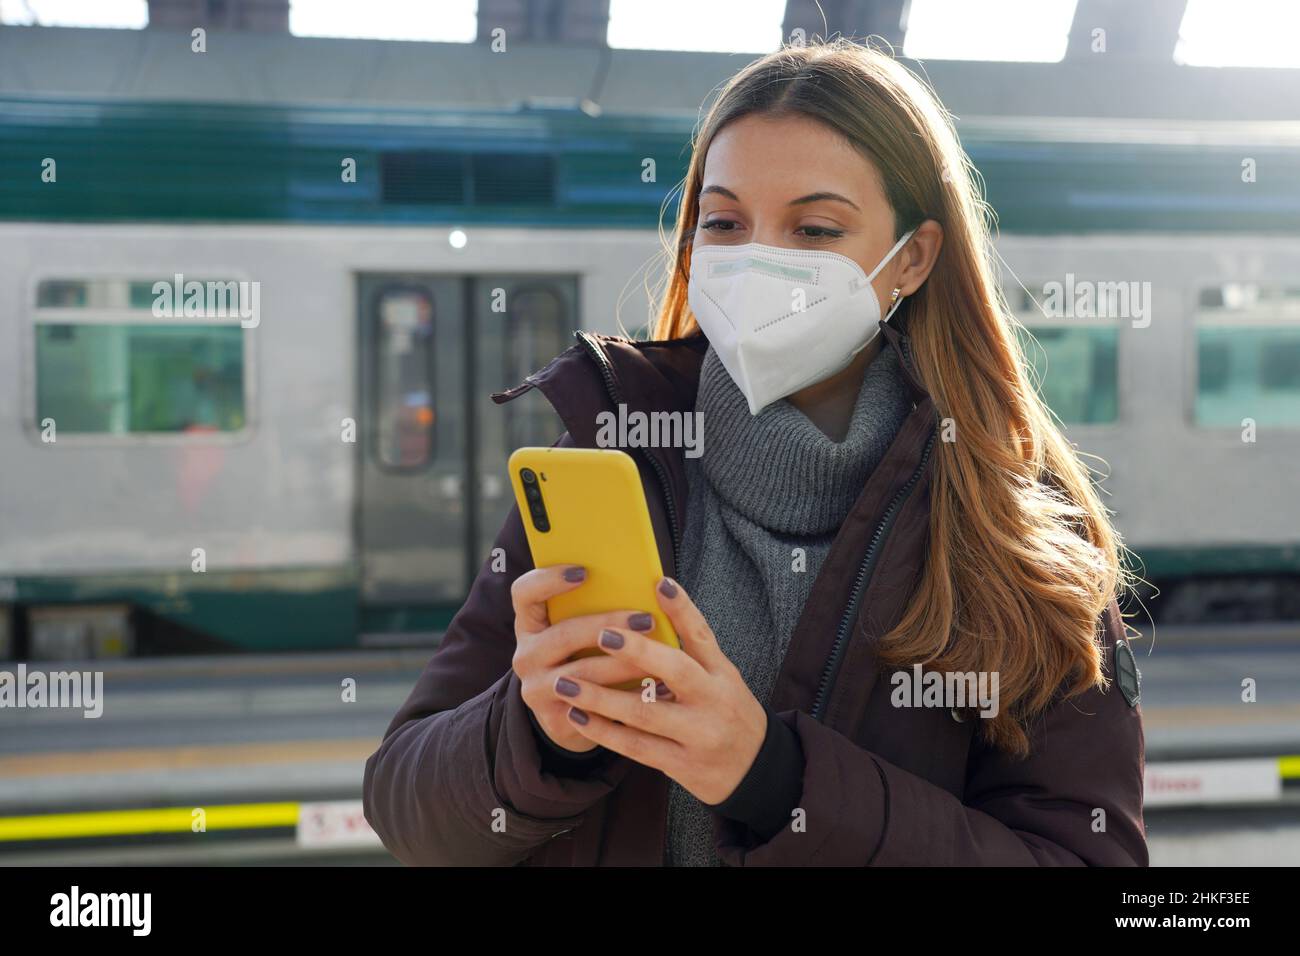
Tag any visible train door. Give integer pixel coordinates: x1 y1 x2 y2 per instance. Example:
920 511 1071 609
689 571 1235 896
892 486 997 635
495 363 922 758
356 273 575 621
357 276 470 606
471 276 578 560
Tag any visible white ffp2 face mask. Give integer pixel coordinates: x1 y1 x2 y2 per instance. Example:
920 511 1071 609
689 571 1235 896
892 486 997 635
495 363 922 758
687 229 915 415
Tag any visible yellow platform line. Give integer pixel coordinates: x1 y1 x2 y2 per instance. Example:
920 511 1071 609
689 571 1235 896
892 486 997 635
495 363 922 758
1 756 1296 844
0 802 301 842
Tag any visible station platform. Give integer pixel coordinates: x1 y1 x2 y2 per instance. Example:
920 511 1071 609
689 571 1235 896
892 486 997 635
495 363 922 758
2 627 1299 864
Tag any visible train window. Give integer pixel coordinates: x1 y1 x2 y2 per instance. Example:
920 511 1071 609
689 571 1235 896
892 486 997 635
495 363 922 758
1197 282 1300 317
32 277 250 437
471 153 556 206
1195 327 1300 427
503 284 571 451
1004 277 1119 425
1198 340 1231 394
380 151 466 205
1195 282 1300 427
374 287 436 469
1015 325 1119 425
35 324 246 434
126 279 245 311
36 280 88 308
1262 340 1300 390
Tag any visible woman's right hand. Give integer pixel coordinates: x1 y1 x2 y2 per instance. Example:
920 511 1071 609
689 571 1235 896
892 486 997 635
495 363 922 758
511 564 659 754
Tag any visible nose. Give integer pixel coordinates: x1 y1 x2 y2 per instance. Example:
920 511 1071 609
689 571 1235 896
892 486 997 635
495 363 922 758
749 225 790 248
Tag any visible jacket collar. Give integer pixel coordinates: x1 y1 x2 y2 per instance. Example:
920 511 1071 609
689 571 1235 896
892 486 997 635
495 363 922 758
490 316 931 557
492 313 929 424
877 313 930 406
576 312 930 411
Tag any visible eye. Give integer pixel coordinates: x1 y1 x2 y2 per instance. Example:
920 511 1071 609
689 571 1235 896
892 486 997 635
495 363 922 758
796 225 844 241
700 218 740 233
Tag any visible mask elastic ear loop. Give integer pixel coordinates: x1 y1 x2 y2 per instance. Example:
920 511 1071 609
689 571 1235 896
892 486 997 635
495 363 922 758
866 228 917 283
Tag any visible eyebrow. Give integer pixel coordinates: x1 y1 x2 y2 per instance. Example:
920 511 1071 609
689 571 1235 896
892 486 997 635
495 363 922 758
699 185 861 212
792 191 862 212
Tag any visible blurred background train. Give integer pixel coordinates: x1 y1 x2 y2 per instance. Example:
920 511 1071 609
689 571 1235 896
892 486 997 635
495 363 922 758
1 0 1299 661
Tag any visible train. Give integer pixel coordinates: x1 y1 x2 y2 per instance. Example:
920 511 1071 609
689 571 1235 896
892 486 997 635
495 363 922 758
2 35 1299 658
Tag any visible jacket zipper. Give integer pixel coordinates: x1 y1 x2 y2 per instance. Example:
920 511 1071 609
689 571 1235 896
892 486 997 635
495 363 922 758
575 331 682 568
810 427 938 722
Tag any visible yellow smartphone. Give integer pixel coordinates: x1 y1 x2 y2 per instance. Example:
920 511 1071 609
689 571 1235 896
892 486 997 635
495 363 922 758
508 447 680 690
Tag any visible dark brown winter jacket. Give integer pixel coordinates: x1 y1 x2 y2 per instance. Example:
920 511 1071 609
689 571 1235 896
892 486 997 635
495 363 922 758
362 317 1148 866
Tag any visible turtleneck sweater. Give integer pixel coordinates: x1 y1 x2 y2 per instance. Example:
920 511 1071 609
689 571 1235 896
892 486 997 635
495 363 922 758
522 337 916 864
665 340 914 866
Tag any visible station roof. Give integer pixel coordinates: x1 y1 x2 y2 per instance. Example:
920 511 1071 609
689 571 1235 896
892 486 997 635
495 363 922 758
2 24 1300 124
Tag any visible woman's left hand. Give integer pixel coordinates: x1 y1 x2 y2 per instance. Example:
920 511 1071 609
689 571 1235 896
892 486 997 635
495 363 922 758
553 576 768 806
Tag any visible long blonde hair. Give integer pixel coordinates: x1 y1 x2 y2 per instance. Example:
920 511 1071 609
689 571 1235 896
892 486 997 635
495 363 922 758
652 39 1131 757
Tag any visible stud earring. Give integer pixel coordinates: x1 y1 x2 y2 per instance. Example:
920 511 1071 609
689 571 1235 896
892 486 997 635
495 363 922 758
890 287 902 302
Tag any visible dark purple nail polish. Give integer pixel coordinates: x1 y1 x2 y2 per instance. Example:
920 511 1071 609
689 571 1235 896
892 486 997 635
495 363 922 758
655 681 670 698
658 578 678 598
568 707 589 726
628 612 654 632
600 628 624 650
555 677 580 698
563 566 586 583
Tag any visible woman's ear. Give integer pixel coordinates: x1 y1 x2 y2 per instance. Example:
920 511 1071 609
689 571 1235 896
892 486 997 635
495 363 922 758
896 219 944 296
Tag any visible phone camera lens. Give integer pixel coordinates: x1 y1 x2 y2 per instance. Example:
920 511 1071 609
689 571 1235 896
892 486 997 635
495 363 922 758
520 467 548 531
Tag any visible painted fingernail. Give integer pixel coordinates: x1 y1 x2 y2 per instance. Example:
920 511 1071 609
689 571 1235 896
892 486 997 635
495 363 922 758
628 612 654 631
555 677 580 698
563 566 586 583
600 628 624 650
568 707 589 726
655 681 671 698
658 578 678 598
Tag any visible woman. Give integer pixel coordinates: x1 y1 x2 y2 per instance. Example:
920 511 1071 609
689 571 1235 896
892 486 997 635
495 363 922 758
363 39 1147 867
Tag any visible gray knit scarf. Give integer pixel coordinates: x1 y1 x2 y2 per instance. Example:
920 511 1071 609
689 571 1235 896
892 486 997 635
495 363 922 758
666 341 914 866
